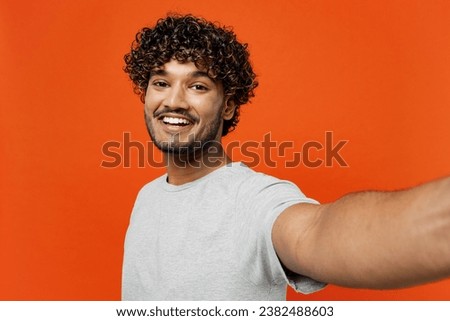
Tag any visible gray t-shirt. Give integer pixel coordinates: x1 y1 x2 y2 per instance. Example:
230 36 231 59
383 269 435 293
122 162 326 300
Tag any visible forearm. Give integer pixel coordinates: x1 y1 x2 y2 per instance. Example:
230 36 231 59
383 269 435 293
303 177 450 289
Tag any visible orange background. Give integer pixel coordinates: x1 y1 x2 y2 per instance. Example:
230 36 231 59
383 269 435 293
1 0 449 300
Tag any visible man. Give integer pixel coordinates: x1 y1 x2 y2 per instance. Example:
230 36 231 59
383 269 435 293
121 14 450 300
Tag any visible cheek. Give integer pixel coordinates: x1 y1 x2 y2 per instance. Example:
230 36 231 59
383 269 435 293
195 97 224 117
143 103 152 118
144 88 164 107
144 96 159 114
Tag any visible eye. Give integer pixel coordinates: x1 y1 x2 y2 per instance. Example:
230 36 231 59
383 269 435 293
191 84 208 91
152 80 169 88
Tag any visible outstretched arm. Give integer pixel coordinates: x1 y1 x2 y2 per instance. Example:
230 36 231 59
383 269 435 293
272 176 450 289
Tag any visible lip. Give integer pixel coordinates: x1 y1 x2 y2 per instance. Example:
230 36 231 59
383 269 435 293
157 117 194 135
156 113 196 124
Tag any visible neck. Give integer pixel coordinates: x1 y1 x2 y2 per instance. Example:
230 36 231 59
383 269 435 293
164 143 231 185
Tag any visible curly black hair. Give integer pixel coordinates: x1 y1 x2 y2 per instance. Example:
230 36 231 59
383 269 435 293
123 14 258 136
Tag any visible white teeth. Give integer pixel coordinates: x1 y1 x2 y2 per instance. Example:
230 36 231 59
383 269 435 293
162 116 190 125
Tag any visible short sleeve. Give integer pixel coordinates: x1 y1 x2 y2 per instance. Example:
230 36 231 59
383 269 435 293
239 172 327 294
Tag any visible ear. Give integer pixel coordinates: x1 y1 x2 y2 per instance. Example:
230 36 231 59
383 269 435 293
222 97 236 120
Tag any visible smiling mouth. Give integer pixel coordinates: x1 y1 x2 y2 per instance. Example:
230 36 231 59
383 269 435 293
161 116 192 127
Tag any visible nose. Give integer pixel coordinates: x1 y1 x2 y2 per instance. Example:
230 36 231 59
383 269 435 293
164 84 189 110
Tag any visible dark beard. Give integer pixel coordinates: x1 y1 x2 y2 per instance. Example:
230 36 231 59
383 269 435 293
144 110 223 156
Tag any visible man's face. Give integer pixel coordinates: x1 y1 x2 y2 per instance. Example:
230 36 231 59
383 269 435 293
144 59 230 154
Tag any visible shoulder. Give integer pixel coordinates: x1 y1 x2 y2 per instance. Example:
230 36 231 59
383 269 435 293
134 174 166 199
234 164 305 199
226 164 317 212
224 162 294 186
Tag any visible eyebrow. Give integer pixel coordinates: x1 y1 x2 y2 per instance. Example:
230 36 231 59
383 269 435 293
150 69 215 81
